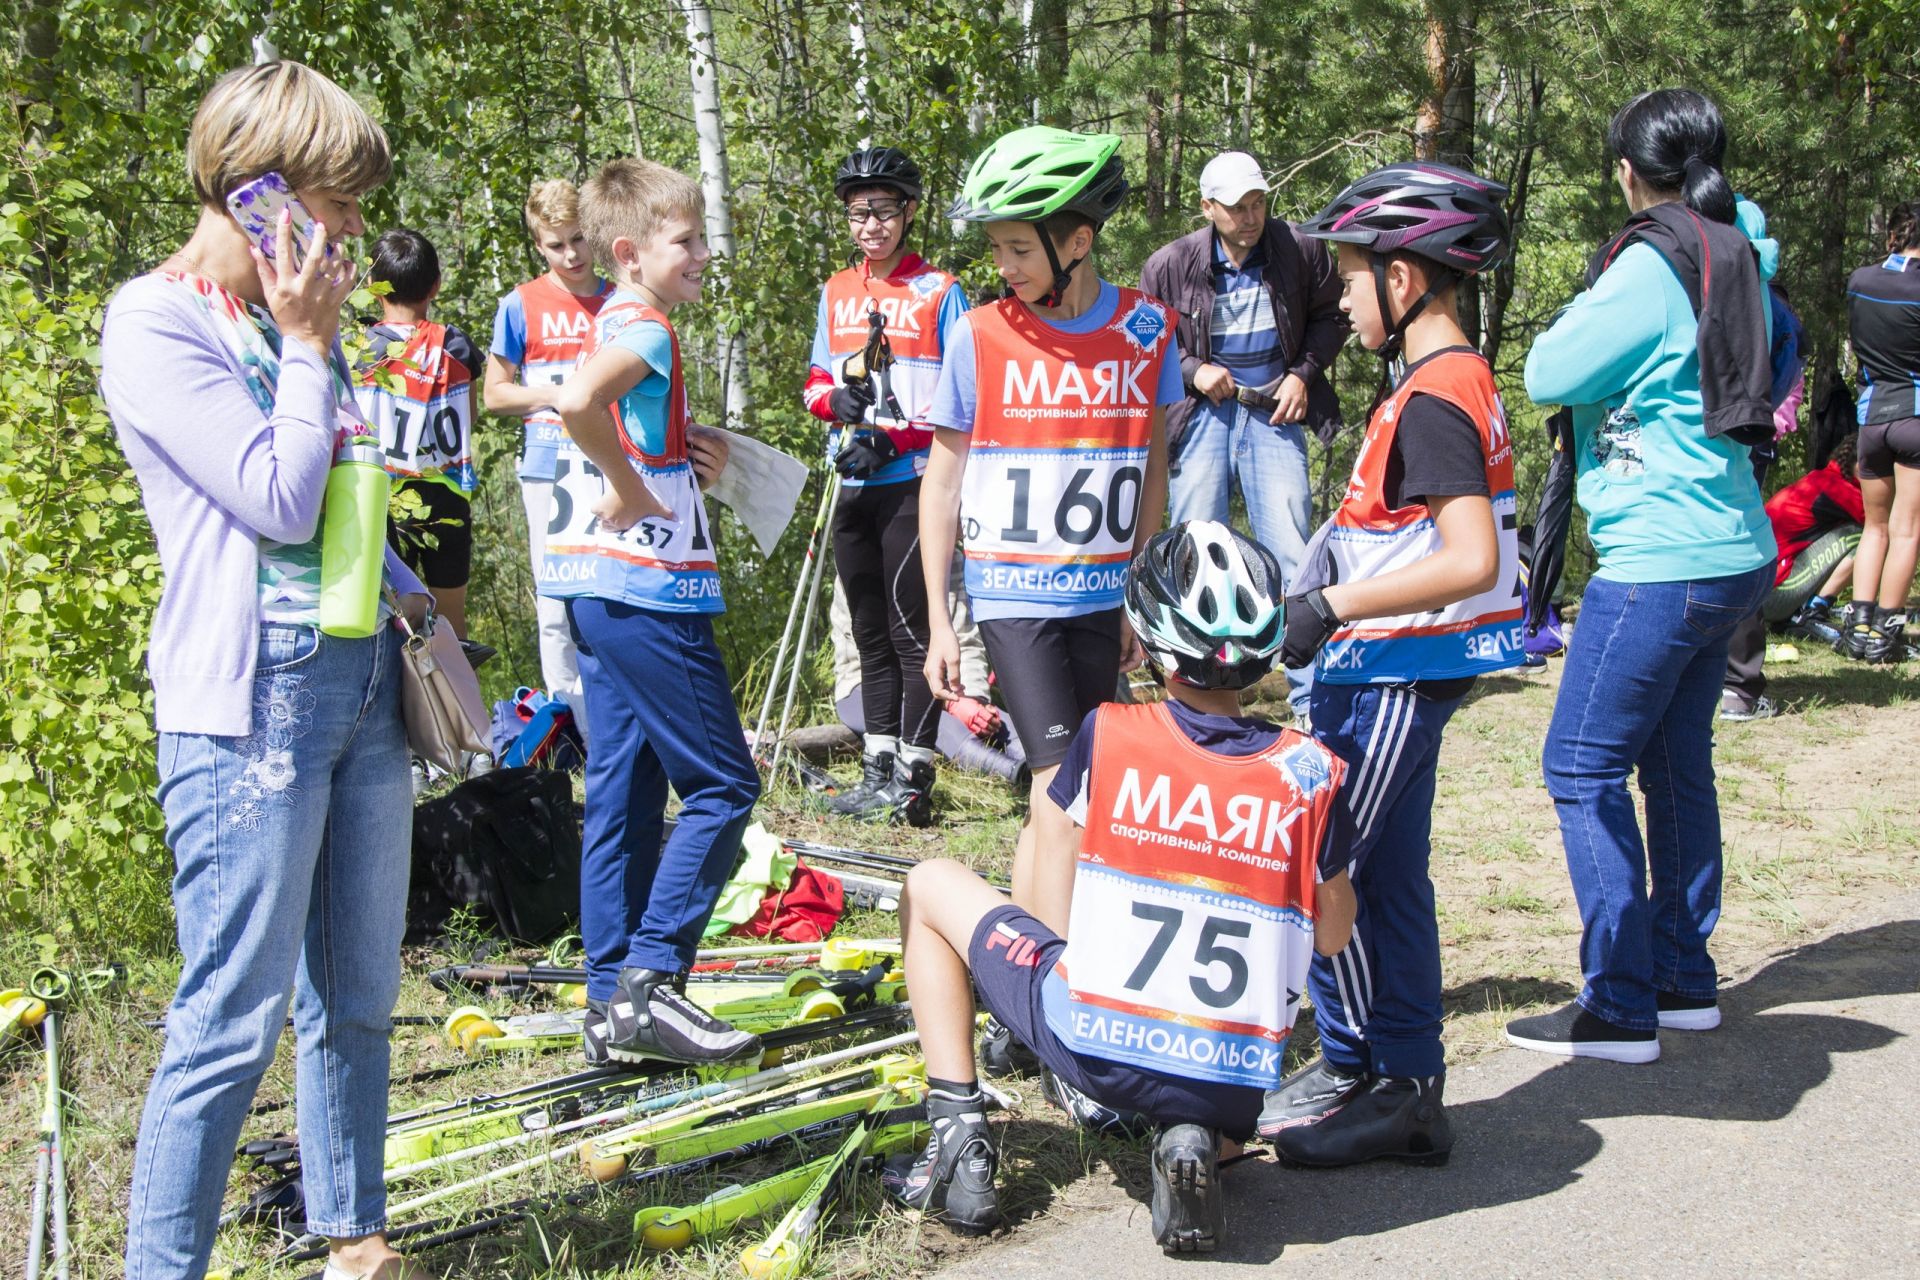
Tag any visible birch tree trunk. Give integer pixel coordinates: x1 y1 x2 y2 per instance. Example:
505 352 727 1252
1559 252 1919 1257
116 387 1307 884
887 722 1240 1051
676 0 752 427
849 9 872 147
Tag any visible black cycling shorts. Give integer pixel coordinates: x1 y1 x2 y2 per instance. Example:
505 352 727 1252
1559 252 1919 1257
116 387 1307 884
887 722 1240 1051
1857 416 1920 480
976 609 1122 770
388 478 473 589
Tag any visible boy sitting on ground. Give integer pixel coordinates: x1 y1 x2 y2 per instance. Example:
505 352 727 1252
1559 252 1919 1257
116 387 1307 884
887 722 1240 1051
885 521 1356 1253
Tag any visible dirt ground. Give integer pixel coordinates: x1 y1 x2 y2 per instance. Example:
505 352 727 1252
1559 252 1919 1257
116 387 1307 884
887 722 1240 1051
1 643 1913 1278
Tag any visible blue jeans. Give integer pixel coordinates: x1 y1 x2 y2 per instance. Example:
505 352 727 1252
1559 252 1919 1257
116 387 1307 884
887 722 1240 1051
126 624 411 1275
1169 400 1314 713
1305 681 1460 1078
1542 565 1773 1031
569 599 761 999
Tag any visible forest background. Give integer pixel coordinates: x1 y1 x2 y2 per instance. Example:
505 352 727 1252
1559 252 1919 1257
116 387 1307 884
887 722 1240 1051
2 0 1916 951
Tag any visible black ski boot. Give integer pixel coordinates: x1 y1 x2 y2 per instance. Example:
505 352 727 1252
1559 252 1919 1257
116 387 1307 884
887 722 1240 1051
979 1014 1040 1079
1835 600 1874 659
828 750 896 817
881 1084 1000 1233
599 967 761 1066
1862 609 1908 665
879 756 937 828
1256 1056 1369 1138
1151 1124 1223 1254
1271 1074 1453 1168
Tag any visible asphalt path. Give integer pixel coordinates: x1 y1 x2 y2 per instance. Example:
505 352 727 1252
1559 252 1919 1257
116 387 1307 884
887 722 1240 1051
939 892 1920 1279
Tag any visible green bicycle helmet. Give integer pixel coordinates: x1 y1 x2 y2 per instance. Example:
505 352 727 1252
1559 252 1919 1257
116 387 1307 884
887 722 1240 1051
950 126 1129 305
950 126 1128 224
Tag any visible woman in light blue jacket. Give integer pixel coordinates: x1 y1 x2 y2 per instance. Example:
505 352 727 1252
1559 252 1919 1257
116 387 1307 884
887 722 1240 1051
1507 89 1776 1065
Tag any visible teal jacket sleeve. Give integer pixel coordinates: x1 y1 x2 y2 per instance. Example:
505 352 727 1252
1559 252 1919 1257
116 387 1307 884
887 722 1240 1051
1524 243 1672 408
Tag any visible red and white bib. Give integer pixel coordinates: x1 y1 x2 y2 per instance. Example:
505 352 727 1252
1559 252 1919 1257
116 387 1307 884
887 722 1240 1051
353 321 475 491
959 289 1169 615
513 274 611 481
1043 703 1344 1090
538 297 721 613
1312 349 1525 682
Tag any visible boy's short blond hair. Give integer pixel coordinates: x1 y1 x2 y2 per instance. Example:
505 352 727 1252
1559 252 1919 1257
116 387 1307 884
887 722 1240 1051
187 61 390 209
524 179 581 235
579 158 703 272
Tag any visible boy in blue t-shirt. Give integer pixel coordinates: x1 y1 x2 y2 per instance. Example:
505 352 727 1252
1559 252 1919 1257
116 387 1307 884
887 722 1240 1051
546 158 759 1068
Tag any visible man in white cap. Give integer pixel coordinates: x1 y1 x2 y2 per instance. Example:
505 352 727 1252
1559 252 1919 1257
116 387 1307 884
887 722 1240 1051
1140 150 1349 721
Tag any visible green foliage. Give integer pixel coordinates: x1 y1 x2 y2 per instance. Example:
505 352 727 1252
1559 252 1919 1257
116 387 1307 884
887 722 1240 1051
5 0 1920 950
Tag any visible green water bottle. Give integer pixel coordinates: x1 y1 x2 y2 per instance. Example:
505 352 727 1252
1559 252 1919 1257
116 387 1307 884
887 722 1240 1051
318 434 390 638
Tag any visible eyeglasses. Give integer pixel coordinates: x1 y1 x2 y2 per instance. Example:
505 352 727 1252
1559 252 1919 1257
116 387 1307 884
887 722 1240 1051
846 202 906 225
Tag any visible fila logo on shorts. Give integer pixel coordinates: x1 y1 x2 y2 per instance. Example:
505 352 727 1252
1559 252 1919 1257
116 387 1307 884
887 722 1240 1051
1311 348 1526 683
353 321 476 491
1043 703 1344 1090
538 296 721 614
959 288 1170 615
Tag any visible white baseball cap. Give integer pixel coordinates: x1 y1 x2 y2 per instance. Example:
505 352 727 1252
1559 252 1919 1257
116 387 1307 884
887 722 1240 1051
1199 151 1268 204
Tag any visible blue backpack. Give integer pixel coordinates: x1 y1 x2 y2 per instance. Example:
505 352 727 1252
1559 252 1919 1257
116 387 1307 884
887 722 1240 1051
491 688 585 770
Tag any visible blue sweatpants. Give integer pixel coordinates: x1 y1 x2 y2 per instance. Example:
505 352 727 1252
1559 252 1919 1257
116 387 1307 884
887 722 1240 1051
568 598 760 1003
1305 681 1462 1079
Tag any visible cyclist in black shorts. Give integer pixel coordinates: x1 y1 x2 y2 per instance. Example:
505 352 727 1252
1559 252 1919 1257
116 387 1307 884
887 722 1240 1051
1842 198 1920 663
803 148 970 821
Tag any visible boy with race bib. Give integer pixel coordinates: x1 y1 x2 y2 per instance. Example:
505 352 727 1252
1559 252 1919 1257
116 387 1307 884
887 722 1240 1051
354 228 484 637
1258 164 1523 1165
884 521 1357 1253
545 158 761 1068
804 146 969 823
485 180 613 734
921 126 1177 960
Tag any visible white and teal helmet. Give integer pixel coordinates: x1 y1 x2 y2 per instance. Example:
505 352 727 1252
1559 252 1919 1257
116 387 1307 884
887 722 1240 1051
1125 520 1286 690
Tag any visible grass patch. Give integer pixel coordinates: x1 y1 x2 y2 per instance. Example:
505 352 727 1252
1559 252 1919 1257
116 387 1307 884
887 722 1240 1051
5 641 1916 1275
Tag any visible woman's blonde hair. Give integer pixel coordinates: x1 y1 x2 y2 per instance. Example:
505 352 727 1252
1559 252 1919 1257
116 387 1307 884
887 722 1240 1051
187 62 391 208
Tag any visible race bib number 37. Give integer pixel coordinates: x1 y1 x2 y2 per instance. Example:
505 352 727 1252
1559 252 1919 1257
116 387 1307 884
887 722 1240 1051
539 449 722 611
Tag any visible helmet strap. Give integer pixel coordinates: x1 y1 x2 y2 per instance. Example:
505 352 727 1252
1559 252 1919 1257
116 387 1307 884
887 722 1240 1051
1037 228 1084 309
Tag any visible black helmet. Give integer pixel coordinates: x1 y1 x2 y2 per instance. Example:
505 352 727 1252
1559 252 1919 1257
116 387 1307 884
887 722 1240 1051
1301 161 1510 275
1124 521 1287 691
834 147 923 202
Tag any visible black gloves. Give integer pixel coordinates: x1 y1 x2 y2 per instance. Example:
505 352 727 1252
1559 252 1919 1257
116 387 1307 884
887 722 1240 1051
828 379 876 424
834 429 900 479
1281 588 1342 669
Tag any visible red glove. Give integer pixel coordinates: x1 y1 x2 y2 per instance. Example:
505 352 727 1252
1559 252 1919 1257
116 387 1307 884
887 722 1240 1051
945 696 1001 738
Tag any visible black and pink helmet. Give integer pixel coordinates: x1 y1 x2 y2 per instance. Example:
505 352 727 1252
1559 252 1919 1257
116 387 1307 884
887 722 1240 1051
1303 162 1511 275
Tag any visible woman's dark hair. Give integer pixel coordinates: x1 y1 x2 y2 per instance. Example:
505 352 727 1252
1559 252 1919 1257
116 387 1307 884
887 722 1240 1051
1607 88 1736 224
1887 200 1920 255
369 228 440 305
1834 431 1858 481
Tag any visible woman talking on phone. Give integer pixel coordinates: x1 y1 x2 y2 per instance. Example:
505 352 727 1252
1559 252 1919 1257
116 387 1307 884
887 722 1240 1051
102 62 427 1279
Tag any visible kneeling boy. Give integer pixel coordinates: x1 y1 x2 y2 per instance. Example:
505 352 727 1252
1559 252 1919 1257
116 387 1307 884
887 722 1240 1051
887 521 1356 1253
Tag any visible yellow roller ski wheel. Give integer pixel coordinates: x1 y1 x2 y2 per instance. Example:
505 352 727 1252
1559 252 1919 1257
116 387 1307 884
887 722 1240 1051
781 969 828 998
740 1240 804 1279
445 1006 503 1055
581 1140 631 1183
818 939 871 972
557 982 588 1008
796 990 845 1022
635 1207 695 1251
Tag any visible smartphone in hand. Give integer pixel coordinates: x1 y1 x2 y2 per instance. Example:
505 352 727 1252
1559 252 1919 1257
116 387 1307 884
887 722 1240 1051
225 172 332 263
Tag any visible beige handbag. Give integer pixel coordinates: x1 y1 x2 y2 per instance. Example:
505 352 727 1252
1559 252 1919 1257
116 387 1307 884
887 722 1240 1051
388 591 491 775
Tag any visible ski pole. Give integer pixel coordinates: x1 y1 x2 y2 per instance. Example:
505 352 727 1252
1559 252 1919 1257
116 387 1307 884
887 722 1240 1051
768 472 842 784
384 1029 919 1219
753 469 839 752
24 968 72 1280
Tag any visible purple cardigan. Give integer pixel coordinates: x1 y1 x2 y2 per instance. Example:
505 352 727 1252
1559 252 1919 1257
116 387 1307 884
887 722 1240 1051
102 274 424 736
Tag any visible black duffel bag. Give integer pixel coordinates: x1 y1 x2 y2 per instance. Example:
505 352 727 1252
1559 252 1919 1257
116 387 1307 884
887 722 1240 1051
407 766 581 944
